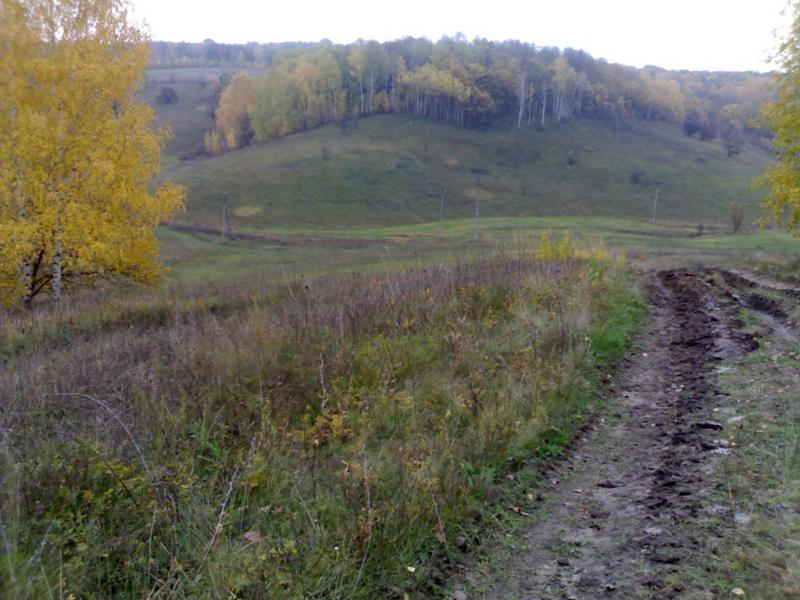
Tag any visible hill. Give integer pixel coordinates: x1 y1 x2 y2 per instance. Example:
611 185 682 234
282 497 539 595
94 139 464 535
142 69 227 160
164 113 769 231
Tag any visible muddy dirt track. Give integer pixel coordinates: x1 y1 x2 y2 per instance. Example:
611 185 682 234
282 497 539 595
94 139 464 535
477 268 795 599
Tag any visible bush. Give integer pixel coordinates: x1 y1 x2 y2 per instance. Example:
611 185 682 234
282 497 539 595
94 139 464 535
567 150 577 165
730 201 745 234
723 128 744 157
155 85 178 104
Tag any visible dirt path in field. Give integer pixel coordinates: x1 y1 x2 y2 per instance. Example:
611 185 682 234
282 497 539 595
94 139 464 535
470 268 789 599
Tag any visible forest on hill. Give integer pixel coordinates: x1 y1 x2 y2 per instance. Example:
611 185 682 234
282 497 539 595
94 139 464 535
149 38 774 157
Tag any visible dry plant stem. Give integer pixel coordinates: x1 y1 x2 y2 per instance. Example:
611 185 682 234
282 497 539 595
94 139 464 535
26 519 54 569
292 480 322 538
0 512 16 587
202 436 256 562
147 509 157 588
52 392 152 479
352 446 373 594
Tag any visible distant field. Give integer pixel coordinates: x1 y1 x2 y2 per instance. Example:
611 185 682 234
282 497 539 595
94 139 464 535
158 215 799 284
145 66 260 83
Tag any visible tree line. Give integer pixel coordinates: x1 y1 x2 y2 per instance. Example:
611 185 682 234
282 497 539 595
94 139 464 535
149 39 316 69
184 37 773 154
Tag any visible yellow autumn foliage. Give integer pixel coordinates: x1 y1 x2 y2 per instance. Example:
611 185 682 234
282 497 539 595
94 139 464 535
211 73 256 151
0 0 185 305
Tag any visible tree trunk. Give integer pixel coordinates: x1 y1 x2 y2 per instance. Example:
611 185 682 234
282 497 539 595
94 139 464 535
541 89 547 129
368 72 374 114
517 73 526 129
20 257 33 307
473 192 480 242
52 243 62 301
358 72 364 115
473 178 481 242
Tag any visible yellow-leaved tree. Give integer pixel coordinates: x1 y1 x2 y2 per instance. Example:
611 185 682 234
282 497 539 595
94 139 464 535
0 0 186 306
760 1 800 231
204 72 255 153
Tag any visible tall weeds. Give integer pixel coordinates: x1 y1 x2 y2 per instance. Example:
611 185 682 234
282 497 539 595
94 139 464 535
0 238 642 598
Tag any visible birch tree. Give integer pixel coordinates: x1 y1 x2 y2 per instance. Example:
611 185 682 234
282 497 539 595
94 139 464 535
760 0 800 231
348 44 368 116
209 73 256 150
0 0 185 306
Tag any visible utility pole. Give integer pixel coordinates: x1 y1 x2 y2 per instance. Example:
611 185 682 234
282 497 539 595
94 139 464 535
473 177 481 242
651 187 659 224
438 186 445 237
222 193 231 241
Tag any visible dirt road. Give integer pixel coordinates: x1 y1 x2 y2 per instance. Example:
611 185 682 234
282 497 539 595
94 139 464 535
470 268 796 599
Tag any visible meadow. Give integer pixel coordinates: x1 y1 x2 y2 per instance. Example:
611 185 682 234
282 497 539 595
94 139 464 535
164 114 768 231
0 64 793 599
138 88 779 285
0 236 645 598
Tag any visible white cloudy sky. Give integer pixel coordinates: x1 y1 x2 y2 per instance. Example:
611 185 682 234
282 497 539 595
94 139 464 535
130 0 791 72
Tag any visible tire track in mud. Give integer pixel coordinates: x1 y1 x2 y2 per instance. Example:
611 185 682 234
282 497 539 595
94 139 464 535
477 270 761 599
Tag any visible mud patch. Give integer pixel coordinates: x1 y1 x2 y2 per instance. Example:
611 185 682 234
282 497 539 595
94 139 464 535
744 292 787 319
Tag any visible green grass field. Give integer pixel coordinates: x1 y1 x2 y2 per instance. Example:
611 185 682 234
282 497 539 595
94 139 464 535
157 215 799 285
147 110 791 282
2 66 796 600
134 79 797 284
141 78 218 160
163 114 768 230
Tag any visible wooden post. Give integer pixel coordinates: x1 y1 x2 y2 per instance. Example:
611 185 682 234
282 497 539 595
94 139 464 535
222 194 231 241
651 187 659 224
439 186 445 237
473 177 481 242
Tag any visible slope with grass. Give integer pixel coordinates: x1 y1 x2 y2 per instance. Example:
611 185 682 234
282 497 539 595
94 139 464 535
142 67 259 161
164 114 769 232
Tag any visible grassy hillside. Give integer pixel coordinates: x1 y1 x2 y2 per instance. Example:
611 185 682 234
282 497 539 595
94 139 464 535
141 78 217 160
136 83 791 286
142 67 258 161
164 114 769 232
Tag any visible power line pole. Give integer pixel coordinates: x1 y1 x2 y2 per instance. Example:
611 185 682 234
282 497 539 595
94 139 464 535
473 177 481 242
438 186 445 237
651 187 659 224
222 193 231 241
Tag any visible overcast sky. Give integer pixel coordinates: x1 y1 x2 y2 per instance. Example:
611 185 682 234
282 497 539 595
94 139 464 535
130 0 791 72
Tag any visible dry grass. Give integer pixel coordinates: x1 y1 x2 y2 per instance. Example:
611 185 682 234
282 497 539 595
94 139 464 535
0 237 643 598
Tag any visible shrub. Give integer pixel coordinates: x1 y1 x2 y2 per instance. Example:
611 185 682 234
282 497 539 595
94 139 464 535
730 201 745 234
723 128 744 157
567 150 577 165
155 85 179 104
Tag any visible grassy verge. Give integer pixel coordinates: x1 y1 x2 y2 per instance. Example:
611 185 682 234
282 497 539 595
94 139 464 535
684 308 800 598
445 260 646 596
1 237 643 599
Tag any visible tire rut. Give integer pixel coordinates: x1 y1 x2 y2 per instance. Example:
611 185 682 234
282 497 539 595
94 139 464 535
477 270 758 599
